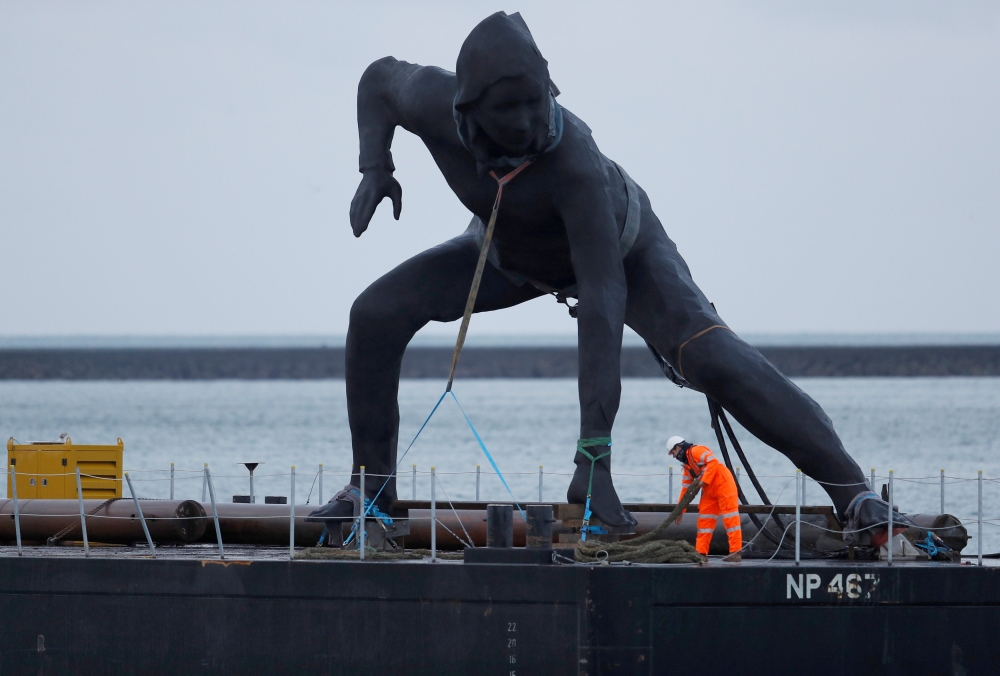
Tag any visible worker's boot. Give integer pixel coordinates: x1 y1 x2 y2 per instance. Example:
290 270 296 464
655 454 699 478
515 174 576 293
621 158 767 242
722 551 742 563
567 446 637 533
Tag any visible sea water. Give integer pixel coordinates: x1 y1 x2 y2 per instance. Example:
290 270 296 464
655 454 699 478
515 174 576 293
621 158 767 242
2 378 998 551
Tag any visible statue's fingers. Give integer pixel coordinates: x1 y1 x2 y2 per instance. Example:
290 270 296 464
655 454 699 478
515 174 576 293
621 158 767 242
350 192 375 237
389 179 402 220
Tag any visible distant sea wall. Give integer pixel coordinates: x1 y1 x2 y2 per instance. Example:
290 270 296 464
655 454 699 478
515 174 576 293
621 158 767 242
1 346 998 379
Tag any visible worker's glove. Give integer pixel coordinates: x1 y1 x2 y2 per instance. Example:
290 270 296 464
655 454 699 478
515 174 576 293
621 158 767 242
676 511 684 525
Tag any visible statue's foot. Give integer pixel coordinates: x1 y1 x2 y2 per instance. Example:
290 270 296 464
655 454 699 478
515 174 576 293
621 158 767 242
305 497 355 522
306 498 355 547
844 491 915 546
566 447 637 532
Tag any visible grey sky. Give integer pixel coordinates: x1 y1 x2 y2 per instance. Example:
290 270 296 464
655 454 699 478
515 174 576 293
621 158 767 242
2 2 998 339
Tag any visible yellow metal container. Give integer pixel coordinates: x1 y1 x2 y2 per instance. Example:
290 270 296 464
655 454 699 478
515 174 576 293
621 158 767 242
7 437 123 499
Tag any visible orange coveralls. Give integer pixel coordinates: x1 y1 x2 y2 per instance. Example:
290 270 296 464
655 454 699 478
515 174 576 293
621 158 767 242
678 445 742 555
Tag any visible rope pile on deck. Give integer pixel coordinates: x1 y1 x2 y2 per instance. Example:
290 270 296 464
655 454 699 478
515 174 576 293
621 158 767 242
575 477 705 564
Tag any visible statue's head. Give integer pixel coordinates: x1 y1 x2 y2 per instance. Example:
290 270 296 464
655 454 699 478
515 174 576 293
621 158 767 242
454 12 562 174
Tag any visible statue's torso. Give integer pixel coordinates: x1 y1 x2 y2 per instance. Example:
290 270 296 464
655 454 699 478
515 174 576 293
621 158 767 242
419 107 631 289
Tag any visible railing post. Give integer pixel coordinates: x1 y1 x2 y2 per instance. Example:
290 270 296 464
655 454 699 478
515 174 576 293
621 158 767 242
318 463 324 505
538 465 543 502
431 466 437 563
668 466 673 503
76 468 90 557
802 474 807 505
476 464 481 502
290 466 296 560
940 469 945 514
204 464 224 559
170 462 175 500
412 464 417 500
735 466 741 492
794 469 801 565
359 466 365 560
125 472 156 556
887 470 894 566
202 469 208 503
870 468 876 492
978 470 983 566
10 465 22 556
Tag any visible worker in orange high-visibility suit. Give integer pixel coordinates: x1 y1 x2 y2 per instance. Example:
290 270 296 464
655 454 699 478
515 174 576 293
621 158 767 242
668 436 743 562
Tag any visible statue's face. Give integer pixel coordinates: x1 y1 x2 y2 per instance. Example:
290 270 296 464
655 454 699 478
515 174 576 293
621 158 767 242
473 76 549 156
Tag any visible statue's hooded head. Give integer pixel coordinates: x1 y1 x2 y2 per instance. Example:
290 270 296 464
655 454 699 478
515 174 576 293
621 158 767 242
453 12 563 175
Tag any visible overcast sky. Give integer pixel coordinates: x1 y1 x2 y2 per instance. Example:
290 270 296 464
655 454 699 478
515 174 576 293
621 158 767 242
2 2 998 340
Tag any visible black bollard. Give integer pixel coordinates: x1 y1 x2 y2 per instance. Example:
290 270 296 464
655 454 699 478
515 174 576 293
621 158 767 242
486 504 514 548
525 505 554 549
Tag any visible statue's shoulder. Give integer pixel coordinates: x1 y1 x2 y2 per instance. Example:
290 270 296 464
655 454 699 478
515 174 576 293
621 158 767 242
361 58 455 91
559 107 592 138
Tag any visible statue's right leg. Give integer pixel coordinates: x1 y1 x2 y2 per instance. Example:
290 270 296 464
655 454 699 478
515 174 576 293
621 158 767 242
344 231 542 514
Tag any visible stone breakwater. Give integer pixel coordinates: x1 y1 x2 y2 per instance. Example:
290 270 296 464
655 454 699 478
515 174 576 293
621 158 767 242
1 346 998 379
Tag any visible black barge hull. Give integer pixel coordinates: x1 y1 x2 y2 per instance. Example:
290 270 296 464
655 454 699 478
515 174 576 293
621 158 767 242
1 555 997 675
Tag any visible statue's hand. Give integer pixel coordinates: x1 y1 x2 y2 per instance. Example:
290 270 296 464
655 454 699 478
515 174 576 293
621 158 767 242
349 169 402 237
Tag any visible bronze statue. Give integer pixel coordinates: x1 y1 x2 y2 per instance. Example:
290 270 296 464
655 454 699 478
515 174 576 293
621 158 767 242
311 11 903 543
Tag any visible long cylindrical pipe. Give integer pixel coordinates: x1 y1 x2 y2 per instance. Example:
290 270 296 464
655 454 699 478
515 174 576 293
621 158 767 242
0 499 207 543
403 509 855 553
169 505 966 552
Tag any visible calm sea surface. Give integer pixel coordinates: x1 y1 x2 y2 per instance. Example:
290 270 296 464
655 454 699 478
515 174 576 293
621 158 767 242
2 378 999 550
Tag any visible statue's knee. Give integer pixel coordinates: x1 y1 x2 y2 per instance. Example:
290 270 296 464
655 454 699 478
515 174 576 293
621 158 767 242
349 290 394 334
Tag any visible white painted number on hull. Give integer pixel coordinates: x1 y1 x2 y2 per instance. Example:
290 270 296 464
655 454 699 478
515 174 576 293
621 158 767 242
787 572 879 600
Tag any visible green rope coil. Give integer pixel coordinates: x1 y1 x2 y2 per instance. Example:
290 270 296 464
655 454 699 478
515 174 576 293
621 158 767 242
577 437 612 453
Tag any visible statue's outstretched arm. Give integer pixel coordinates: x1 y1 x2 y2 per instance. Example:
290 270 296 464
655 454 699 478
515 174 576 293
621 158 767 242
351 57 458 237
556 156 628 439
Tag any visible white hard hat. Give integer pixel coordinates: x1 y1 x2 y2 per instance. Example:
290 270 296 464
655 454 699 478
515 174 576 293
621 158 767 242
666 436 686 451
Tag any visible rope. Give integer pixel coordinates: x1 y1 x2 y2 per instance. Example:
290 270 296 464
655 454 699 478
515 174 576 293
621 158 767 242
576 438 612 542
450 390 524 520
676 324 730 379
360 163 534 524
446 161 533 391
576 477 705 564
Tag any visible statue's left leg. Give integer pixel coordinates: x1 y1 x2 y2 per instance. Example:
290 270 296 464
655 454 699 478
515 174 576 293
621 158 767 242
670 328 867 514
624 214 874 522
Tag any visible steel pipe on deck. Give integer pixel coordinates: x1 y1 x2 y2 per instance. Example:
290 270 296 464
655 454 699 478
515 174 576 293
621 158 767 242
401 510 968 554
194 504 325 547
0 499 207 544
